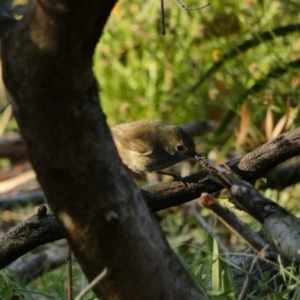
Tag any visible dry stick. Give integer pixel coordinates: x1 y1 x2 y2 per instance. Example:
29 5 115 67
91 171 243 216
0 170 36 194
0 104 12 136
0 212 63 269
200 164 300 263
217 170 291 223
199 194 277 259
67 246 73 300
75 268 108 300
160 0 165 35
176 0 209 11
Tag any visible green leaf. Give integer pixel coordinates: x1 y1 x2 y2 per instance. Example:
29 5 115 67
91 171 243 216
0 285 12 300
0 274 6 291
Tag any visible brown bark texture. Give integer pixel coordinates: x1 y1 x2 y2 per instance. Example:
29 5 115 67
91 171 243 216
1 1 205 299
0 213 63 270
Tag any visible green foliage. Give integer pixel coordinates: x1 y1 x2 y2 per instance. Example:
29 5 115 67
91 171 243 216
8 262 98 300
206 233 235 299
0 271 15 300
94 0 300 157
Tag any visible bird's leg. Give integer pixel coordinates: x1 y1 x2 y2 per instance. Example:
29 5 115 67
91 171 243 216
156 170 183 181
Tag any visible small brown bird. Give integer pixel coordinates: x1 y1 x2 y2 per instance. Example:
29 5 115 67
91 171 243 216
111 120 200 175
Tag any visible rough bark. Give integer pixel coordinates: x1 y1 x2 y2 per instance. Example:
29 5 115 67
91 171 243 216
0 212 63 269
1 1 205 299
200 165 300 263
200 194 278 259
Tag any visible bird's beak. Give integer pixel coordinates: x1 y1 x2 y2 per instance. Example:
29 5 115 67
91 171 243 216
189 151 203 161
193 152 210 169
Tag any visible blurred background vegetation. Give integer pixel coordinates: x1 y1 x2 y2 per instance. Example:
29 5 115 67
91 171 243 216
95 0 300 157
0 0 299 299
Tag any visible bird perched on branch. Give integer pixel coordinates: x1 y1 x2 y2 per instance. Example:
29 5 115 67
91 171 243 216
111 120 201 176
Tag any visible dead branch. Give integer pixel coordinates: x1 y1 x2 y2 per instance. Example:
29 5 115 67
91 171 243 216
199 194 278 259
7 246 66 284
0 124 297 230
180 119 217 136
213 168 300 263
0 127 298 212
0 170 36 194
265 162 300 190
0 189 45 210
0 211 63 269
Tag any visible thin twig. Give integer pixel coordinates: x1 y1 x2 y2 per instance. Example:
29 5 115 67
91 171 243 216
160 0 166 35
199 194 277 259
67 246 73 300
176 0 209 11
75 268 108 300
0 104 12 136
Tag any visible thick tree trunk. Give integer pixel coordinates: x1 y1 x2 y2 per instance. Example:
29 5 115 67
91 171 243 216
1 1 205 299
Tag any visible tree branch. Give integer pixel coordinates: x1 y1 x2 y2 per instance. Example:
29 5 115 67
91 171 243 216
0 126 299 212
209 167 300 263
6 246 66 284
0 212 63 269
1 1 205 299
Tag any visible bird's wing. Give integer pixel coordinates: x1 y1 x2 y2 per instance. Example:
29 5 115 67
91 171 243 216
110 125 153 156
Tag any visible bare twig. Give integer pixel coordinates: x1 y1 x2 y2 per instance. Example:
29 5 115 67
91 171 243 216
0 104 12 136
160 0 166 35
200 194 277 259
75 268 108 300
0 210 63 269
208 168 300 263
0 170 36 194
67 246 73 300
176 0 209 11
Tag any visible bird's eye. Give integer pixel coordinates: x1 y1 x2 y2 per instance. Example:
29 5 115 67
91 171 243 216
176 145 186 152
